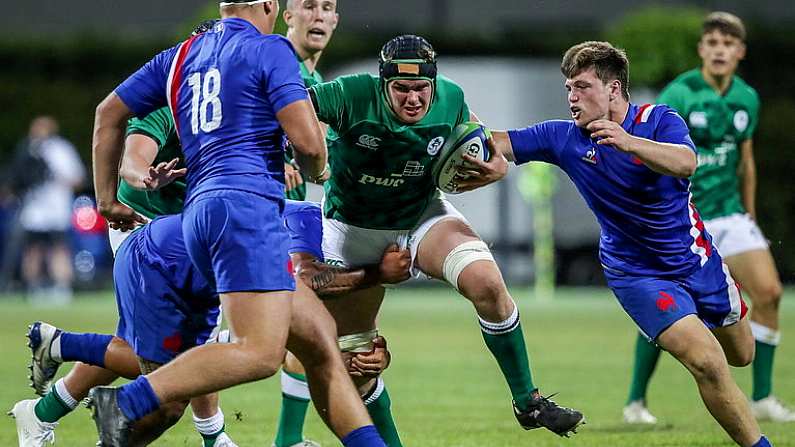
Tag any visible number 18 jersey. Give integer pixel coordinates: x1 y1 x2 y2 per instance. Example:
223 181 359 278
115 18 308 204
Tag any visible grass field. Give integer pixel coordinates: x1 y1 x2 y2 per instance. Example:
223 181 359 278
1 287 794 446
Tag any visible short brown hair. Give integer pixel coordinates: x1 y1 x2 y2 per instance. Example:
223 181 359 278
702 12 746 41
561 41 630 100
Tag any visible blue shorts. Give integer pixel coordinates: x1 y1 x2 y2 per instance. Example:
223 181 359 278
284 200 323 261
114 232 221 364
182 190 295 294
605 254 747 341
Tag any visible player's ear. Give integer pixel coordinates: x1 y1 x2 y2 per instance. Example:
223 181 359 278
737 42 747 61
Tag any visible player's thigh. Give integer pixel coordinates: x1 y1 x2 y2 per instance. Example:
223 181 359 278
413 196 480 279
657 314 728 376
220 290 292 351
322 286 385 336
287 280 339 356
712 317 754 367
723 249 783 303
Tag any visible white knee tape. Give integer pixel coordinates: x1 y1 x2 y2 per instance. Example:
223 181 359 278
442 240 495 291
338 329 379 353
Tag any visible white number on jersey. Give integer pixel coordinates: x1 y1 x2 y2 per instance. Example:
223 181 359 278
187 68 223 134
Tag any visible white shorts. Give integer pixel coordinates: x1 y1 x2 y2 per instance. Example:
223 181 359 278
705 213 768 258
108 227 133 257
322 193 465 279
108 223 147 257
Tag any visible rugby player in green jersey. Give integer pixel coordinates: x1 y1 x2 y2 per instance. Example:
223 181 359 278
282 0 338 203
291 35 584 443
623 12 792 425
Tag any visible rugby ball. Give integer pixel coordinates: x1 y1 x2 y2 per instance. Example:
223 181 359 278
432 122 491 194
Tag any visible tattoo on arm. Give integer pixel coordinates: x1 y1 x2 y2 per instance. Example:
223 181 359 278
299 262 376 297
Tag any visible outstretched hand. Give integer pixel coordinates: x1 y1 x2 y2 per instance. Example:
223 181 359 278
455 138 508 192
142 157 187 191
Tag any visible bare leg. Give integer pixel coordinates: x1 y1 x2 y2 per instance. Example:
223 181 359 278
146 290 292 403
415 218 514 322
190 393 220 419
288 280 374 437
712 318 755 367
47 242 73 290
21 242 43 291
63 362 118 401
657 315 761 446
724 249 783 330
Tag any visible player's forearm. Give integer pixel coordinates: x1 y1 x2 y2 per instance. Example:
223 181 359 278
119 135 159 190
93 94 132 208
278 100 327 179
627 137 696 178
740 160 757 219
300 264 380 297
489 130 517 162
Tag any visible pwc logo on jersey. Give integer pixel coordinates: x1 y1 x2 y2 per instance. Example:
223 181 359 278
427 136 445 156
581 147 598 165
356 134 381 151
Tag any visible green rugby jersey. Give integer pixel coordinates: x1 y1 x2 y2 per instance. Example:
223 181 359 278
284 59 324 201
116 107 186 219
657 69 760 220
311 73 470 230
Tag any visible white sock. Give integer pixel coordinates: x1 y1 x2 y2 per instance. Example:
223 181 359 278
750 321 781 346
49 335 63 363
193 408 225 436
54 378 78 409
363 377 386 406
478 299 520 335
281 370 311 400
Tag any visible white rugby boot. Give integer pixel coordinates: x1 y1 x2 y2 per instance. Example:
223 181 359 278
622 400 658 424
272 440 321 447
210 432 240 446
751 396 795 422
8 399 57 447
27 321 63 396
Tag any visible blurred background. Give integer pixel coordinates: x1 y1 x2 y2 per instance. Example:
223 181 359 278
1 0 793 299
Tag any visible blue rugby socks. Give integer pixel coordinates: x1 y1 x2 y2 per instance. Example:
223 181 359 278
117 376 161 421
54 332 113 368
341 425 386 447
753 435 772 447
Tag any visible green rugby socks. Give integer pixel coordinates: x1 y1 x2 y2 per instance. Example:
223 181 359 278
627 332 661 404
34 379 78 423
750 321 780 401
364 378 402 447
274 370 311 447
479 302 536 411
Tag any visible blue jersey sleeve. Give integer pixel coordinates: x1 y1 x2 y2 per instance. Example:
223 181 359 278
507 121 563 165
115 46 179 118
260 37 309 114
653 106 696 152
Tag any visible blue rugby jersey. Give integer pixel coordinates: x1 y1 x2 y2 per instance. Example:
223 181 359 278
114 18 308 204
508 103 713 277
